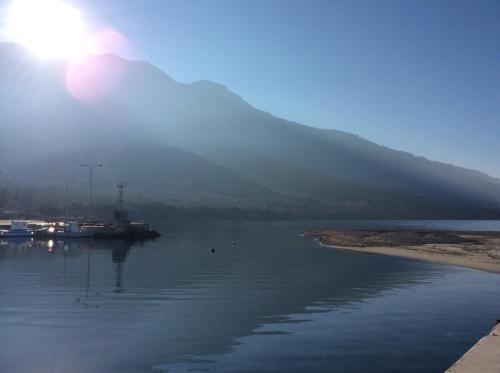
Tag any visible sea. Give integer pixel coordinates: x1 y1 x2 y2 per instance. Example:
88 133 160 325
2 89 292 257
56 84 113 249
1 220 500 372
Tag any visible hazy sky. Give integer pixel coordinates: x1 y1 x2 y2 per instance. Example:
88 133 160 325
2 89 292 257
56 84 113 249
3 0 500 176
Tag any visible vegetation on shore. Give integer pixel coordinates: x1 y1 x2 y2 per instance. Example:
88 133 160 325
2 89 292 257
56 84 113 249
2 184 500 222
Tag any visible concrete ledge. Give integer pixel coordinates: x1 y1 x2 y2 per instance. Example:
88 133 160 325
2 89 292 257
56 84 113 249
446 322 500 373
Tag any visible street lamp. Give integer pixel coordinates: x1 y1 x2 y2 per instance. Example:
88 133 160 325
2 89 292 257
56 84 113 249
80 163 103 220
60 176 70 220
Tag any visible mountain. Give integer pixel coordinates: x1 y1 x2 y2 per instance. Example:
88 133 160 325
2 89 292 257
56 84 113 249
5 143 280 207
1 42 499 217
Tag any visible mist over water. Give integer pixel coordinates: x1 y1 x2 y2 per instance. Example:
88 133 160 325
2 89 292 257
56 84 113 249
1 220 499 372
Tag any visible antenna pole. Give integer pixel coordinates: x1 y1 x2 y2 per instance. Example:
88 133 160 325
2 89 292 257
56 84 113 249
117 181 127 210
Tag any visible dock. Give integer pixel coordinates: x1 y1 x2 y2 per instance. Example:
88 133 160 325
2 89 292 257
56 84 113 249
1 183 160 241
446 322 500 373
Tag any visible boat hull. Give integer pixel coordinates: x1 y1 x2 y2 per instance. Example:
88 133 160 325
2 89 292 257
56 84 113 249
0 231 33 238
55 231 94 238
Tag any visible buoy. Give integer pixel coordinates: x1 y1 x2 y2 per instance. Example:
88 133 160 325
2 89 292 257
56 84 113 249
211 248 215 253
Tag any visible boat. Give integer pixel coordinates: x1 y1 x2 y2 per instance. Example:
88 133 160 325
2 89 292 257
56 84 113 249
55 221 94 238
0 183 160 241
0 220 33 238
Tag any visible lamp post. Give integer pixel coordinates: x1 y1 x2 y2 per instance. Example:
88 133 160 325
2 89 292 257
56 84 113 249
80 164 103 220
59 176 70 220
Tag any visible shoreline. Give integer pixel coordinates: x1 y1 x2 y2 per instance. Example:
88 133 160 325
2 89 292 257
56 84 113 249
317 241 500 274
311 229 500 371
309 230 500 274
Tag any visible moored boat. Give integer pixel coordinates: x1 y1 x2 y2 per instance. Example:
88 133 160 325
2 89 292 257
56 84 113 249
55 221 94 238
0 220 33 238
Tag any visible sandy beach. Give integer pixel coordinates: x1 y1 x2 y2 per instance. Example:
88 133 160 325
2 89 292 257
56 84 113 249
307 230 500 274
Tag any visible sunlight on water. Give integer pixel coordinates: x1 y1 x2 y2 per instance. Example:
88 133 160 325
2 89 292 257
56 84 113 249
1 220 499 372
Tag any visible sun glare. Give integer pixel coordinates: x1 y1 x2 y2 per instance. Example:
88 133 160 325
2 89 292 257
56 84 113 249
5 0 95 59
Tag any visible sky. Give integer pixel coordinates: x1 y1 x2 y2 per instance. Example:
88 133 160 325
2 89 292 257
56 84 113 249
1 0 500 177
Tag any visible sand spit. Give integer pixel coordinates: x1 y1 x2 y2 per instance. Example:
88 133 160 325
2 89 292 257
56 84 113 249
307 230 500 274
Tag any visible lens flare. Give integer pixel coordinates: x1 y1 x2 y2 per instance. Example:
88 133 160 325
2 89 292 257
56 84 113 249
65 54 126 103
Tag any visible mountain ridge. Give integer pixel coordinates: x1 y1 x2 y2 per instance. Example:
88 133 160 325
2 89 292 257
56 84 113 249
1 42 499 218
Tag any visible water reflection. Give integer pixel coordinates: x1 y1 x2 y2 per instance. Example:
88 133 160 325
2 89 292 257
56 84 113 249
0 236 133 301
112 242 130 292
0 221 499 373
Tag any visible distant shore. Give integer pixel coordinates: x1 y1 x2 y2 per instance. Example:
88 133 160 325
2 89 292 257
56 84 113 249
307 230 500 274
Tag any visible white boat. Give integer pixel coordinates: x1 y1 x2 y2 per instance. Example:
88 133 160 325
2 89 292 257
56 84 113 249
55 221 94 238
0 220 33 238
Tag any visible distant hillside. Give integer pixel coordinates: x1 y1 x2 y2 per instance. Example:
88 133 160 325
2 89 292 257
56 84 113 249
1 42 500 218
5 144 281 206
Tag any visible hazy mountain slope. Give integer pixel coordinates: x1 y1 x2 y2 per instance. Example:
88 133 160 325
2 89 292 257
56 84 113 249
0 44 149 166
84 54 500 207
4 144 277 206
1 42 499 214
168 106 500 206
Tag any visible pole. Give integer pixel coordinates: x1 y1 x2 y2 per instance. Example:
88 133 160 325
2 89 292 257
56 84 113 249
64 178 69 219
61 177 69 220
117 182 127 210
80 164 103 220
86 248 90 295
88 166 93 218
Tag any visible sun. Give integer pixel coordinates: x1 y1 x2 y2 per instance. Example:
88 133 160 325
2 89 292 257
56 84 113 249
4 0 95 59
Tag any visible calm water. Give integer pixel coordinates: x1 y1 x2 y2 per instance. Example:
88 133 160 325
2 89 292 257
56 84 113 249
1 220 500 372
